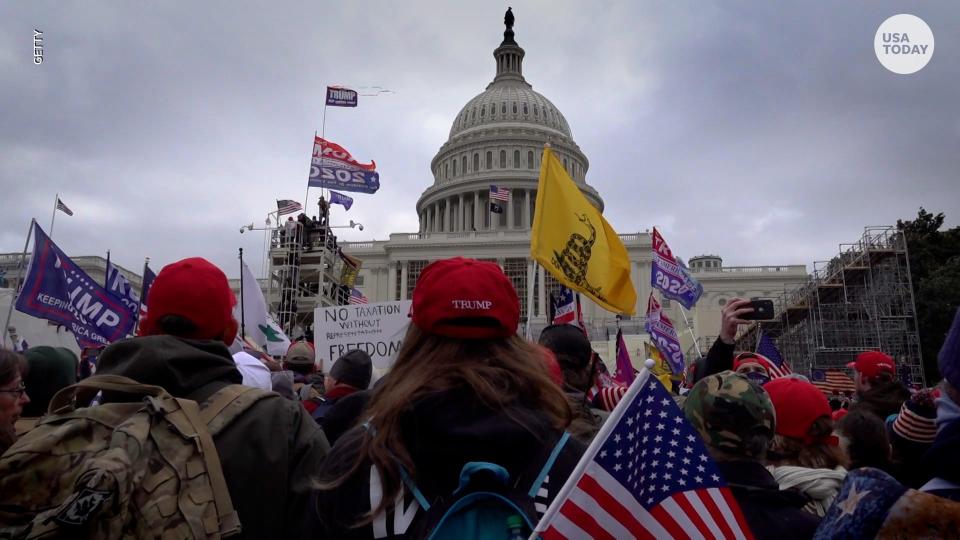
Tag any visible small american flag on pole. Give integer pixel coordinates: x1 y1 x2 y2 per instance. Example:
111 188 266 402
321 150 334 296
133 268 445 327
56 198 73 216
489 185 510 202
535 368 753 539
756 331 792 379
277 199 303 216
348 288 368 305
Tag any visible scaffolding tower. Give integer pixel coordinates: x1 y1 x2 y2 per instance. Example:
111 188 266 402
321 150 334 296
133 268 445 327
267 220 354 340
736 226 924 386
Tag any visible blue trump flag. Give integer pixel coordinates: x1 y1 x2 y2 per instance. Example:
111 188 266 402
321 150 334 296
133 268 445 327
15 222 137 347
329 191 354 211
105 258 140 319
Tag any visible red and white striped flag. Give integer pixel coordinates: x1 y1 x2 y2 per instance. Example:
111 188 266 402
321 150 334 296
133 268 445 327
277 199 303 216
535 371 754 539
56 197 73 216
348 288 368 305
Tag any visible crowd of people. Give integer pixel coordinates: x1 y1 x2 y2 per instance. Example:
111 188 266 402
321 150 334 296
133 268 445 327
0 254 959 538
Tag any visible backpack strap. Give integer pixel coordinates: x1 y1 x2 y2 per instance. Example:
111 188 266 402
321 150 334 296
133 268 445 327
526 431 571 498
47 374 168 413
178 397 242 537
201 385 277 437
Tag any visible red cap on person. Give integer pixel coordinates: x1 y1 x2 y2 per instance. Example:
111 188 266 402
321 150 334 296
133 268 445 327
138 257 239 345
764 377 833 441
411 257 520 339
846 350 896 378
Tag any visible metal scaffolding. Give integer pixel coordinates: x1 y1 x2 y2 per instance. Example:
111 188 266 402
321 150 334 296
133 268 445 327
736 226 924 386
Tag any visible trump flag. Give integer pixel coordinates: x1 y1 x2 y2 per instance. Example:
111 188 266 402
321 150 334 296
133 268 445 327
15 222 137 347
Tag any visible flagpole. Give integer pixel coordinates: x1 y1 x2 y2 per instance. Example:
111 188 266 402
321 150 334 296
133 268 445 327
679 305 703 359
239 248 246 340
133 256 149 335
755 323 762 352
1 219 35 348
531 360 656 538
104 250 111 289
49 193 58 239
304 130 317 212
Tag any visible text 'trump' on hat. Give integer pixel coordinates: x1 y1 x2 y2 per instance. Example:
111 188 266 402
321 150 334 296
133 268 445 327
847 350 896 379
411 257 520 339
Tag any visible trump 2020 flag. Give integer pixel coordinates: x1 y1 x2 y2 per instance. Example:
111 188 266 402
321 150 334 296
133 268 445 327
534 369 753 539
651 228 703 310
308 137 380 194
233 260 290 356
645 293 685 374
15 222 137 348
531 147 636 315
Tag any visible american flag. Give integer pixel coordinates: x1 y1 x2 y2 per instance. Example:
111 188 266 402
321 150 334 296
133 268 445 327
56 197 73 216
810 368 856 396
756 332 792 379
348 288 368 305
138 264 157 323
536 375 753 539
277 199 303 216
489 185 510 202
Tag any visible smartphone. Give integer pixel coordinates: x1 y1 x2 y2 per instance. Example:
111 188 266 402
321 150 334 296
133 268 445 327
742 299 775 321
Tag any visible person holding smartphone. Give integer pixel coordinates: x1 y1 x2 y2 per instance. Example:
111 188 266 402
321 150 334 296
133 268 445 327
689 297 778 386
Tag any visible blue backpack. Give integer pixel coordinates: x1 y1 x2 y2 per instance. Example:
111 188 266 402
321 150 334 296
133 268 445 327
402 432 570 540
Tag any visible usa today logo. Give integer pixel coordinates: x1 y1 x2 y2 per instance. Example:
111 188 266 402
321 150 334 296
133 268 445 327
875 14 934 74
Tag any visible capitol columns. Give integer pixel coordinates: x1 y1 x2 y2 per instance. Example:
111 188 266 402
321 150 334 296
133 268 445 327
400 262 409 300
388 263 398 301
507 190 514 229
474 191 481 230
444 199 451 232
458 194 465 231
524 189 531 229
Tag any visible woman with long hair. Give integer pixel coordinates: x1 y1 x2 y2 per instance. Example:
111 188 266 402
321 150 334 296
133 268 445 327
0 349 29 454
308 258 584 539
763 377 847 517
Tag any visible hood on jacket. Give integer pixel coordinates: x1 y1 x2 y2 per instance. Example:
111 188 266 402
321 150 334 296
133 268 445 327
397 389 559 497
96 335 242 399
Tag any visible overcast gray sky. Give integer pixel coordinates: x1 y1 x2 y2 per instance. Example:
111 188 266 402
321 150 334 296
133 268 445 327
2 1 958 278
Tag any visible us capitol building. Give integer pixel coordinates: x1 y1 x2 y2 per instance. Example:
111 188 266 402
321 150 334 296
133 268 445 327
337 12 809 356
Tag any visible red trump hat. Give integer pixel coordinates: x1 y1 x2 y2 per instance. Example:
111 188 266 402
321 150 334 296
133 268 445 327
411 257 520 339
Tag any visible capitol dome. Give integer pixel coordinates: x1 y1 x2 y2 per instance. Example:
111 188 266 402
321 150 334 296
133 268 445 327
417 11 602 234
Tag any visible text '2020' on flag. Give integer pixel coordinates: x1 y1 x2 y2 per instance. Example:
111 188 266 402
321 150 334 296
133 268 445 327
534 369 753 539
651 227 703 310
15 222 136 348
531 147 636 315
645 293 685 374
308 136 380 194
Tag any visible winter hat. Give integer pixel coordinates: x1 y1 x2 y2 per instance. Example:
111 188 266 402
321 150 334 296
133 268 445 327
138 257 238 345
764 377 832 441
538 324 593 370
847 350 896 379
536 345 564 386
683 370 776 457
888 388 938 444
23 346 77 417
411 257 520 339
938 308 960 390
284 341 316 368
329 349 373 390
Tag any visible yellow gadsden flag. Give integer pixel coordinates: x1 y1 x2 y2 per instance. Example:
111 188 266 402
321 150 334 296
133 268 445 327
531 147 636 315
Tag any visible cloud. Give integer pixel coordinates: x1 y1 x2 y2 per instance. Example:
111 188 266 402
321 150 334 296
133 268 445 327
1 0 957 279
